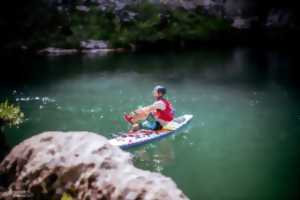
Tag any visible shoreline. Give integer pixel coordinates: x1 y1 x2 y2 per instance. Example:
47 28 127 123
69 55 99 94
37 47 127 56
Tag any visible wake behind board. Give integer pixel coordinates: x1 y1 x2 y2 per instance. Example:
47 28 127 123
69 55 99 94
109 114 193 149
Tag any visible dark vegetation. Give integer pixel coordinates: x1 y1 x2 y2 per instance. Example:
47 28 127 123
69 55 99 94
0 0 299 53
0 101 24 160
0 0 232 52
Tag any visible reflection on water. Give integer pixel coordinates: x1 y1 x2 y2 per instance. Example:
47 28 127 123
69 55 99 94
1 48 300 200
133 139 176 172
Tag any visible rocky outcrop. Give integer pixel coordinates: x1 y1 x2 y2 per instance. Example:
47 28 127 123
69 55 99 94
68 0 299 30
0 131 188 200
163 0 296 30
80 40 109 49
38 44 125 55
38 47 78 55
2 0 299 54
266 8 293 28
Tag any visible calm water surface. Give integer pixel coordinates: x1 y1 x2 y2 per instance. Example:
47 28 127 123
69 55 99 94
1 48 300 200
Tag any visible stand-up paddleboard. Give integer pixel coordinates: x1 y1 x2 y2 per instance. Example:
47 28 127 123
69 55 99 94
109 114 193 149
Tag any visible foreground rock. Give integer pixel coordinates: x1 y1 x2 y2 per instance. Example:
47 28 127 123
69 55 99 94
0 132 188 200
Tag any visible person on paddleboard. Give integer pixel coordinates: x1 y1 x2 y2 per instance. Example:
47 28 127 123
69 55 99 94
124 85 175 132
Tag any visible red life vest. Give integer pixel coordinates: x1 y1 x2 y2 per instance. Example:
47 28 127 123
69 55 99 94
155 98 174 122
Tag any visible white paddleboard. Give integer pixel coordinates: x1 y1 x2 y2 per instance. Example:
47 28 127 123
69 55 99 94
109 114 193 149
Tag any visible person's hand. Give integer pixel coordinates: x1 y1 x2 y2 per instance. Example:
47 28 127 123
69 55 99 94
129 111 136 116
131 123 140 132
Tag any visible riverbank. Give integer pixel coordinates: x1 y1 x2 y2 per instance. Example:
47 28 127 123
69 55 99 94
1 0 299 55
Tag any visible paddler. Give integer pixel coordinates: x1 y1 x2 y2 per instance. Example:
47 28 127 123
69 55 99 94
124 85 175 132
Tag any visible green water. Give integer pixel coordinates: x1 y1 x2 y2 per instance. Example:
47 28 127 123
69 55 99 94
1 48 300 199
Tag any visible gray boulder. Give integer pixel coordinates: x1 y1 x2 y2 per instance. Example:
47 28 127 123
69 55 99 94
38 47 78 55
80 40 109 49
76 5 90 12
0 131 188 200
266 9 292 28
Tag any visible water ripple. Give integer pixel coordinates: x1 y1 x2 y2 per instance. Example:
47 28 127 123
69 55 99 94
16 96 56 104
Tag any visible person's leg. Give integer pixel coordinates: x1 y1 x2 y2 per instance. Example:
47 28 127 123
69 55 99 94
139 114 162 130
154 121 163 130
128 113 154 132
130 120 162 132
129 123 140 132
125 109 150 124
139 120 157 130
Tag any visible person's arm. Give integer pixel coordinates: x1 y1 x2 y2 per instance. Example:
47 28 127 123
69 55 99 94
127 101 165 123
135 101 165 115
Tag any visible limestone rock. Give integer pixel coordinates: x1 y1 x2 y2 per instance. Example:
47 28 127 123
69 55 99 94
76 5 90 12
266 9 292 28
0 132 188 200
80 40 109 49
38 47 78 55
232 16 254 29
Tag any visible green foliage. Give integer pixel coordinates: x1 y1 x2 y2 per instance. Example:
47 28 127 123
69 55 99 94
68 7 115 45
163 8 231 41
0 101 24 128
19 7 66 49
63 1 231 48
61 192 73 200
1 0 232 49
110 2 163 47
